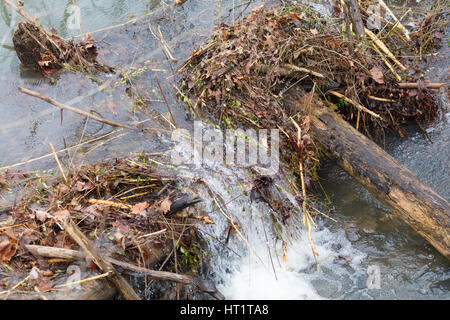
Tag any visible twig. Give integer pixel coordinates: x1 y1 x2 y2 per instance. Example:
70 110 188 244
155 76 177 128
18 87 133 129
87 199 132 210
365 28 407 71
328 90 382 119
283 64 325 78
398 82 446 89
378 0 410 41
368 95 397 102
49 142 68 184
55 271 113 288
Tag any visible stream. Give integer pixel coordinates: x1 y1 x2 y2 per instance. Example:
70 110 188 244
0 0 448 299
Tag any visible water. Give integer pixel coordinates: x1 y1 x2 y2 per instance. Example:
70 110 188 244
0 0 448 299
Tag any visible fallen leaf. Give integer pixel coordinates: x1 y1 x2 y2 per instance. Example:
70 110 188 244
73 181 86 192
42 270 53 277
130 202 149 215
0 239 17 262
34 210 50 222
370 67 384 84
310 28 319 36
159 197 172 214
37 280 53 292
53 209 70 221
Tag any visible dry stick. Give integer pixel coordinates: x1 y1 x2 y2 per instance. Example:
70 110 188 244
378 0 410 41
55 271 113 288
368 95 397 102
49 142 68 185
18 87 133 130
87 199 132 210
158 25 177 62
364 28 407 71
155 76 177 128
61 217 141 300
356 109 361 130
370 42 402 82
283 64 325 78
398 82 446 89
328 90 382 119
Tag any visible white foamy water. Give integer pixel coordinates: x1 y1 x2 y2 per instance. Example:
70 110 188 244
167 124 366 299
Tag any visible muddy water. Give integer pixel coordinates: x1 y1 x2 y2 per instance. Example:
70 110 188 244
0 0 448 299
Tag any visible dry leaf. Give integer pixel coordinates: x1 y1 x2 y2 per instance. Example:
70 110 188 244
131 202 149 215
0 239 17 262
34 210 50 222
159 197 172 214
37 280 53 292
370 67 384 84
53 209 70 221
74 181 86 192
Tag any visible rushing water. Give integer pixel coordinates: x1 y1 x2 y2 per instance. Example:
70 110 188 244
0 0 448 299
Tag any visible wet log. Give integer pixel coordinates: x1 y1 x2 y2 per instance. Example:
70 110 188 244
285 91 450 259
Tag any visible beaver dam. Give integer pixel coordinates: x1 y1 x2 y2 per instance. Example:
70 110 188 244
0 0 448 300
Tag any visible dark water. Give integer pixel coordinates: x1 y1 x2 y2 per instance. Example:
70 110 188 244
0 0 448 299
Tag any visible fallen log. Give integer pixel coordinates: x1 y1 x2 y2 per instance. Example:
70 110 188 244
285 90 450 259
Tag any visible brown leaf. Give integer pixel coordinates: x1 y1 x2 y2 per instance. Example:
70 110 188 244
159 197 172 214
53 209 70 222
131 202 149 215
0 239 17 263
73 181 86 192
370 67 384 84
43 270 54 277
37 280 53 292
302 116 310 133
34 210 50 222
